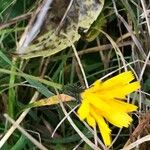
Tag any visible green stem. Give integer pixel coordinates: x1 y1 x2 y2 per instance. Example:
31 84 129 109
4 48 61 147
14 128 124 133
8 58 17 118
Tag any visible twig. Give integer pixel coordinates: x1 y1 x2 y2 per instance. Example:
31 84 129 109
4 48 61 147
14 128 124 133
124 112 150 148
140 0 150 35
139 51 150 81
62 33 88 88
0 13 32 30
112 0 146 59
51 104 79 137
78 41 133 56
55 0 74 34
122 135 150 150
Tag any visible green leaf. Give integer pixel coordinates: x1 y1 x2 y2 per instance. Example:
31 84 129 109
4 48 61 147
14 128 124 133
50 128 93 144
25 77 54 97
81 13 106 42
0 49 56 97
0 50 12 66
10 135 29 150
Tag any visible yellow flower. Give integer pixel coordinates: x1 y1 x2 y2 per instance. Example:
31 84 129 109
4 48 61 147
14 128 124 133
77 71 140 146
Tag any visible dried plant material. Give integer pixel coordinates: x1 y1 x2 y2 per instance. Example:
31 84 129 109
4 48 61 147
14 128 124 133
124 112 150 150
24 94 75 109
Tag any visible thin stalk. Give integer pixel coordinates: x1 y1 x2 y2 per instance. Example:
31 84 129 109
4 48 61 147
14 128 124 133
7 58 17 118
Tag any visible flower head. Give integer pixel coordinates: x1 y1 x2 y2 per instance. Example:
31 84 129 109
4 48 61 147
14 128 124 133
77 71 140 146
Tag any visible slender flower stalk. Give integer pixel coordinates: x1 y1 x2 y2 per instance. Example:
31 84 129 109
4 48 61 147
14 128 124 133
77 71 140 146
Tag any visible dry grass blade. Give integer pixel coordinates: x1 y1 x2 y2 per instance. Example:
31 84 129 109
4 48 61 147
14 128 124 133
0 92 39 149
124 112 150 148
140 0 150 35
4 114 48 150
122 135 150 150
112 0 146 59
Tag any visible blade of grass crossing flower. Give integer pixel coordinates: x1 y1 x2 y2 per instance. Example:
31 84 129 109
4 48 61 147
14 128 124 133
87 80 102 92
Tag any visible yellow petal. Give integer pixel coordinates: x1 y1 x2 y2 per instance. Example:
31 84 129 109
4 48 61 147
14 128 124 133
80 80 102 94
97 118 111 146
86 114 96 127
81 92 111 112
87 94 111 112
77 100 90 120
96 81 140 100
91 109 111 146
77 71 139 146
88 80 102 92
101 71 134 89
113 81 140 97
101 110 133 128
104 99 138 113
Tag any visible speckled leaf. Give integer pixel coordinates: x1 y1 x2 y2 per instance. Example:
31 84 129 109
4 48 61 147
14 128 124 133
19 0 104 59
